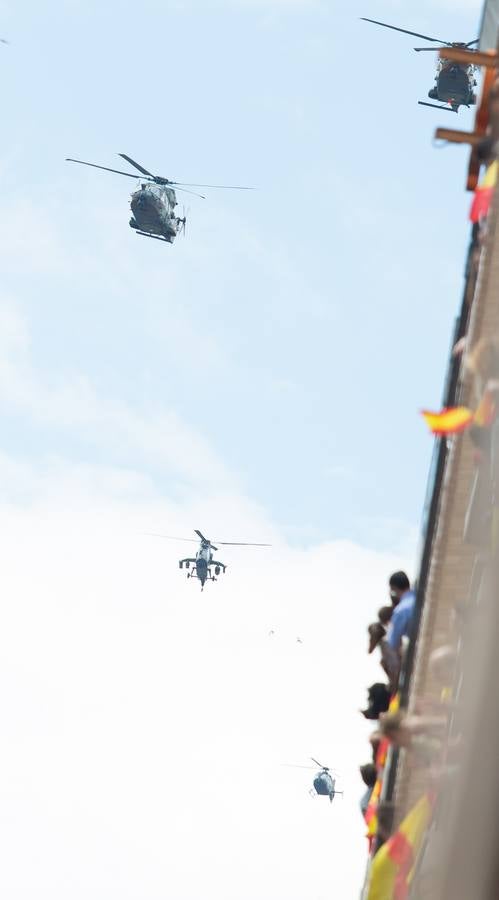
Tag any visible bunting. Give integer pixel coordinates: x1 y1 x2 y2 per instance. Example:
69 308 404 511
470 160 498 223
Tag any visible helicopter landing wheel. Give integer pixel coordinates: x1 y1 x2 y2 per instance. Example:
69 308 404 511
428 89 438 100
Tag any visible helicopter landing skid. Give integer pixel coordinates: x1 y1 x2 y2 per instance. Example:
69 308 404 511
134 230 173 243
418 101 458 113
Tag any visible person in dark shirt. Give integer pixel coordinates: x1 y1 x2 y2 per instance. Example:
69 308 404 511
359 763 377 817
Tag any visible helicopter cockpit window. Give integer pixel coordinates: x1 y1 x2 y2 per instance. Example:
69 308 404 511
165 187 176 206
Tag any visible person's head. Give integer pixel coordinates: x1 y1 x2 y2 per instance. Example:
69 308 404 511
378 605 393 626
362 683 391 719
389 571 410 606
359 762 377 788
368 622 386 653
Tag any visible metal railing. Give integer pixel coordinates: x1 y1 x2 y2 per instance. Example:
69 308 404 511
378 224 478 832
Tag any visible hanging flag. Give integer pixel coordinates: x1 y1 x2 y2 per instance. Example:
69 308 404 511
470 160 498 222
366 793 433 900
421 406 474 435
366 777 382 833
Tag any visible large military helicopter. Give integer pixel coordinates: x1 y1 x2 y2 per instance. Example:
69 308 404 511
146 528 271 590
66 154 252 244
284 758 343 804
361 18 479 113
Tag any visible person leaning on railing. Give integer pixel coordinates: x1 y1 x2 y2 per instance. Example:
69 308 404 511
385 571 416 659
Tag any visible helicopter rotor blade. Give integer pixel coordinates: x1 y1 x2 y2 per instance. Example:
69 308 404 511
118 153 156 178
66 158 150 180
174 186 206 199
466 39 479 47
143 532 198 542
360 17 451 45
169 181 254 191
195 529 210 543
216 541 272 547
309 757 340 773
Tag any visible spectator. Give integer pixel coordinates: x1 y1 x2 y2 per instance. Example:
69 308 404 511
388 570 411 606
369 731 382 765
367 623 400 692
386 572 416 655
362 683 391 720
359 763 377 817
367 622 385 653
378 605 393 626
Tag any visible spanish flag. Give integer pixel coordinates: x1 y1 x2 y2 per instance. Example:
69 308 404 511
366 793 433 900
421 406 474 435
470 160 498 223
366 777 382 841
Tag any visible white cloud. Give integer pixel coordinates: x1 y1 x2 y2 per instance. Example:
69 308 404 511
0 297 236 492
0 296 415 898
0 454 411 900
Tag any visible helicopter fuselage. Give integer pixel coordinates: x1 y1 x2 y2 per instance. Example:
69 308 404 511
129 183 179 243
313 771 336 802
431 59 476 110
179 541 227 589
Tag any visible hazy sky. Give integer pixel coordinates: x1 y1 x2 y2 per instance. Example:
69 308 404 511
0 0 482 897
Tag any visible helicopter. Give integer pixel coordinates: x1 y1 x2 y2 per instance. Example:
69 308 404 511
66 153 252 244
361 18 479 113
146 528 271 590
284 758 343 803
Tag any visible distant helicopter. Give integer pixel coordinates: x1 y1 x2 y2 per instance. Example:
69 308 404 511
66 153 252 244
146 528 271 590
284 758 343 804
361 18 479 113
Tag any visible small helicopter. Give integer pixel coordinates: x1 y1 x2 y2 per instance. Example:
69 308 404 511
66 153 252 244
361 18 479 113
284 758 343 804
146 528 271 590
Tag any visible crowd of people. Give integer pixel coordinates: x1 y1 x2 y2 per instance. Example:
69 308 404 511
358 571 416 845
358 568 464 857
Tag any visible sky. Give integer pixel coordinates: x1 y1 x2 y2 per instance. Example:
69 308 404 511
0 0 484 897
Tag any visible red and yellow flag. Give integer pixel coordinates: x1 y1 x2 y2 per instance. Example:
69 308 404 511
421 406 474 435
470 160 498 222
366 793 433 900
366 777 382 836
